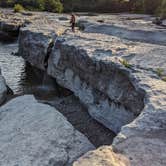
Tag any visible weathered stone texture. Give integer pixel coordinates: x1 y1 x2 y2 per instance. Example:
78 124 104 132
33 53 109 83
0 95 94 166
16 11 166 166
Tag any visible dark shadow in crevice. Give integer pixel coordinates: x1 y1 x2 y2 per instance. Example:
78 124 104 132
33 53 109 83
19 62 116 147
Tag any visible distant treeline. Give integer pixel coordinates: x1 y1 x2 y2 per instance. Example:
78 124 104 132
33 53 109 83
0 0 63 13
0 0 166 18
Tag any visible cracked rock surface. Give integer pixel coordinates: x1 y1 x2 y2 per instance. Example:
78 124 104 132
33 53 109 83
77 14 166 45
1 9 166 166
0 95 94 166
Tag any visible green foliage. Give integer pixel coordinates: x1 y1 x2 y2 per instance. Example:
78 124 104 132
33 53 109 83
14 4 24 13
0 0 63 13
155 68 166 82
61 0 166 14
128 0 144 13
156 68 164 77
62 0 129 12
159 0 166 19
143 0 161 14
44 0 63 13
0 0 14 7
119 59 132 68
0 0 165 14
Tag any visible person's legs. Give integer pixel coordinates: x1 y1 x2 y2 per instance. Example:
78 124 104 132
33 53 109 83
72 23 75 32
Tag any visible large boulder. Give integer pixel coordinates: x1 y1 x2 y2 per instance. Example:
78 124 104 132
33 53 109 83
113 109 166 166
0 95 94 166
19 29 145 134
74 76 166 166
74 104 166 166
73 146 130 166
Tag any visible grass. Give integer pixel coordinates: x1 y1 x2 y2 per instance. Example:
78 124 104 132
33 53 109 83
119 59 132 68
14 4 24 13
156 68 164 77
155 68 166 82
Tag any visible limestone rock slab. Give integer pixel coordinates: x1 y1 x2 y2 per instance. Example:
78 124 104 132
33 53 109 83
0 95 94 166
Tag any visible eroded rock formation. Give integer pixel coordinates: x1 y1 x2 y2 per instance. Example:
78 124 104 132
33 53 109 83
19 25 147 134
0 9 39 41
1 9 166 166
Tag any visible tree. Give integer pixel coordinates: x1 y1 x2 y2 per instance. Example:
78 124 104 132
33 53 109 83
143 0 161 14
44 0 63 13
160 0 166 18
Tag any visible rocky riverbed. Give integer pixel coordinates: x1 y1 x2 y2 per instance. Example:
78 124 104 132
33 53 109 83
0 9 166 166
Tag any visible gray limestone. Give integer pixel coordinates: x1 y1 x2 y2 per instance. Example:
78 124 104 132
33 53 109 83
1 9 166 166
0 95 94 166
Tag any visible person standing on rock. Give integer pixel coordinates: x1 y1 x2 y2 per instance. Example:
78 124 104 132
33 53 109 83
70 14 76 32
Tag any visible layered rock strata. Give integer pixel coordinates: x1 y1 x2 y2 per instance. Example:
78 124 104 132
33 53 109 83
0 9 41 41
19 21 166 166
19 28 146 133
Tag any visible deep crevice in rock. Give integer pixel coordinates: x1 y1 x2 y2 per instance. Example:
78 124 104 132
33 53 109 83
21 63 116 148
44 40 55 69
45 39 145 133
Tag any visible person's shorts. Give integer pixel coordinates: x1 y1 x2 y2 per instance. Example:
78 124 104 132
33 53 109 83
72 23 75 27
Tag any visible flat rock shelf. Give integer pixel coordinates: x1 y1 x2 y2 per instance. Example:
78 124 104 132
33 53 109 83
0 9 166 166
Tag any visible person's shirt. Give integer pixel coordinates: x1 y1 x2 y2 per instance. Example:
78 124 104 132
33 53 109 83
70 15 76 24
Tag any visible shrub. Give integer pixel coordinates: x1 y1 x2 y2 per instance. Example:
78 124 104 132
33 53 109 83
155 68 166 81
14 4 24 13
160 0 166 19
1 0 63 13
119 59 132 68
143 0 161 14
44 0 63 13
0 0 164 14
156 68 164 77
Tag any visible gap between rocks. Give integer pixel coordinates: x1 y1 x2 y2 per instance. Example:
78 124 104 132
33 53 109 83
1 14 145 148
21 63 116 148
